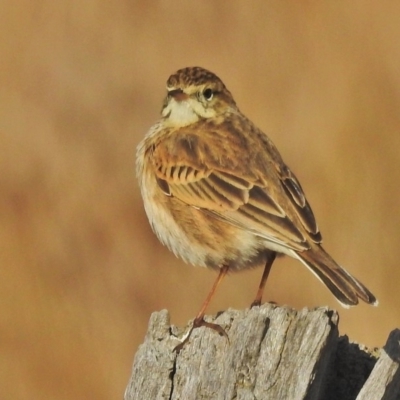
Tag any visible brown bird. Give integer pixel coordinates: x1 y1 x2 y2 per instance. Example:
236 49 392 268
136 66 377 350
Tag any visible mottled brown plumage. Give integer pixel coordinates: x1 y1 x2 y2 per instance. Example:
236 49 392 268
136 66 377 349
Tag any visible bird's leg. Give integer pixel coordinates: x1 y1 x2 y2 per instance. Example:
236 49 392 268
174 265 229 353
251 253 276 308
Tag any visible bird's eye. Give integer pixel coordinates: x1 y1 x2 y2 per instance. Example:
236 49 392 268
203 88 213 101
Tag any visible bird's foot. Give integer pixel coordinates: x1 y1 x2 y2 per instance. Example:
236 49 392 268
173 316 228 353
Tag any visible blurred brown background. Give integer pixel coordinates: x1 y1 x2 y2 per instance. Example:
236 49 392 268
1 1 400 399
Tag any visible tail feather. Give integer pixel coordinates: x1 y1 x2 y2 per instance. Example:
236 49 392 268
294 246 378 307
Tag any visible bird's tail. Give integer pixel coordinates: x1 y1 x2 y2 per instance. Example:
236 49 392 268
294 246 378 307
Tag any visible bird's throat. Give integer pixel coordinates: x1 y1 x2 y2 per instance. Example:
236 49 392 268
163 100 199 127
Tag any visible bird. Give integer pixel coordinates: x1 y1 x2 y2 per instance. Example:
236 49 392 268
136 66 377 350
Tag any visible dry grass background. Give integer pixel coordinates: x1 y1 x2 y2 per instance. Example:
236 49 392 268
1 1 400 399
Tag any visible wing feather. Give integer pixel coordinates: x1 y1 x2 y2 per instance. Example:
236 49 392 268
150 124 322 251
280 166 320 238
207 173 249 204
248 186 285 217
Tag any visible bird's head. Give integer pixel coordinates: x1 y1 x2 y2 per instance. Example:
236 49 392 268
161 66 237 126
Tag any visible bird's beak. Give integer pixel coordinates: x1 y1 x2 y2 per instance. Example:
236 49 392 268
168 89 188 102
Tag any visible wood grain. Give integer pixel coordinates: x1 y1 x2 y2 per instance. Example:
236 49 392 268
126 304 396 399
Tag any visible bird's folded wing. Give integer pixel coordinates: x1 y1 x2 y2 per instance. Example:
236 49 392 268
150 131 321 251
